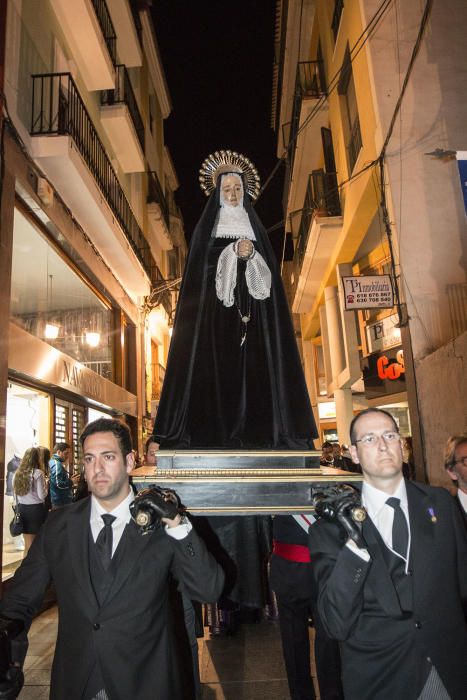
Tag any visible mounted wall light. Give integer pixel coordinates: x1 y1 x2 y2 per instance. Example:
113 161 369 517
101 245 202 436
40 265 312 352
85 331 101 347
45 323 60 340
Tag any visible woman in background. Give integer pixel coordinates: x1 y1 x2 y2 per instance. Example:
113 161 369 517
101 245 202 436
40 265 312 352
13 447 48 554
38 446 52 511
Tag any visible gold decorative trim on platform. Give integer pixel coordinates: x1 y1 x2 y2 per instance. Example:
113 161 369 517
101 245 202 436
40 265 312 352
132 468 361 483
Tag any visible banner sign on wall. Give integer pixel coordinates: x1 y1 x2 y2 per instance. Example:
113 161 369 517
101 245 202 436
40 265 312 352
366 313 401 354
456 151 467 215
342 275 394 310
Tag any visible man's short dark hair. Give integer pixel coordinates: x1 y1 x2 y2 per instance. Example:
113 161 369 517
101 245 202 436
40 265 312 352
322 441 334 449
349 408 399 445
145 437 158 453
53 442 70 454
80 418 133 458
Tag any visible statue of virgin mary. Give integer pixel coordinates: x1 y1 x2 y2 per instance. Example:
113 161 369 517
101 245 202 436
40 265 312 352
153 150 317 449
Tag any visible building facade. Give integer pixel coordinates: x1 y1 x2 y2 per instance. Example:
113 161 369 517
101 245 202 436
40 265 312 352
273 0 467 481
0 0 186 580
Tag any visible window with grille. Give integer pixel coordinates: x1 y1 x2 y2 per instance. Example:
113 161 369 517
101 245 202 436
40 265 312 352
338 46 362 173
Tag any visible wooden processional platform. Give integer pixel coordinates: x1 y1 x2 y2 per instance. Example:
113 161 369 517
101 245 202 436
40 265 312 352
131 450 361 515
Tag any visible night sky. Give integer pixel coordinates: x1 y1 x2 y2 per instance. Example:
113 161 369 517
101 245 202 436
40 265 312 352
151 1 286 256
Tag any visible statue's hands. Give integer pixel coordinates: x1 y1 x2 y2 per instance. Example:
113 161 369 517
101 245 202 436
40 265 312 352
130 487 182 534
235 239 254 260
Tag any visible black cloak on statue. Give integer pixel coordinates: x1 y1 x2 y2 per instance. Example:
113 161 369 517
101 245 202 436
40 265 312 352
153 173 317 449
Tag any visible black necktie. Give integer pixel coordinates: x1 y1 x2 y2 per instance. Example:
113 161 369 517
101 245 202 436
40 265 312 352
95 514 116 571
386 497 409 558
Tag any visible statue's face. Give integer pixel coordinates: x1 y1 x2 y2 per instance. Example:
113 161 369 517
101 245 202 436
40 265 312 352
221 175 243 207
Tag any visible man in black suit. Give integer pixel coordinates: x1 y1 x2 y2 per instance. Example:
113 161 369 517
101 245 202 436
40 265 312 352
0 418 224 700
309 408 467 700
444 434 467 523
270 514 343 700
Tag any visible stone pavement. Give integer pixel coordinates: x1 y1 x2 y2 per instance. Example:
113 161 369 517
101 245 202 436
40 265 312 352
19 605 320 699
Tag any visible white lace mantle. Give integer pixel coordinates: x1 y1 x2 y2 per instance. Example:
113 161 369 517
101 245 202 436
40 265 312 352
215 242 271 307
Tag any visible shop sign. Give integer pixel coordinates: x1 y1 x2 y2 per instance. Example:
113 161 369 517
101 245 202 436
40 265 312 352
8 323 138 416
366 314 401 353
342 275 394 310
62 360 104 401
361 346 405 399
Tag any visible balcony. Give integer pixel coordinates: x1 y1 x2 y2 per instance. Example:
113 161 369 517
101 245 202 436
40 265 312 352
147 171 172 251
290 171 343 314
30 72 170 311
101 65 145 172
50 0 116 90
106 0 143 67
287 61 329 215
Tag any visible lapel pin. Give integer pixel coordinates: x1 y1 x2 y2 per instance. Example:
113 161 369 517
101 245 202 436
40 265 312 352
428 507 437 523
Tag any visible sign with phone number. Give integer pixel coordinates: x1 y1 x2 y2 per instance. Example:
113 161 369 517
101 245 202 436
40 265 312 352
342 275 394 310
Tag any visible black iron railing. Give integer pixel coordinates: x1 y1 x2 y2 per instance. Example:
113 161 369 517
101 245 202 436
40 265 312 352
295 171 341 267
91 0 117 67
348 115 362 172
30 73 171 317
101 65 144 152
290 61 327 172
147 171 170 231
331 0 345 40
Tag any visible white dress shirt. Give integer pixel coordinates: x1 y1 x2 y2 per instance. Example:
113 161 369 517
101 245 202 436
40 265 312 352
347 478 411 571
457 488 467 513
90 488 192 556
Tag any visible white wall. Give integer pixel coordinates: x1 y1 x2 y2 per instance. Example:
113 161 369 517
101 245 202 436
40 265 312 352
362 0 467 360
416 331 467 487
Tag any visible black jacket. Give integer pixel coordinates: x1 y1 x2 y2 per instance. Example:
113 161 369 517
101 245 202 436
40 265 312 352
308 480 467 700
1 497 224 700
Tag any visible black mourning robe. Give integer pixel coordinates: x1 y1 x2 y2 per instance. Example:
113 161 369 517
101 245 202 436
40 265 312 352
153 177 317 450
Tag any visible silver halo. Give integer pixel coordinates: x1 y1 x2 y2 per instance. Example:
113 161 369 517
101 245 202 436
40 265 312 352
199 149 261 200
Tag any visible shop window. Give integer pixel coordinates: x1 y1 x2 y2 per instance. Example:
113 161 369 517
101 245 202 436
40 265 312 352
3 382 50 581
54 399 85 474
10 208 114 381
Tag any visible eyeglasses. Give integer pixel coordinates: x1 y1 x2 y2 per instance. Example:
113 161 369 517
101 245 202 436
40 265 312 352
454 456 467 467
354 432 400 446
